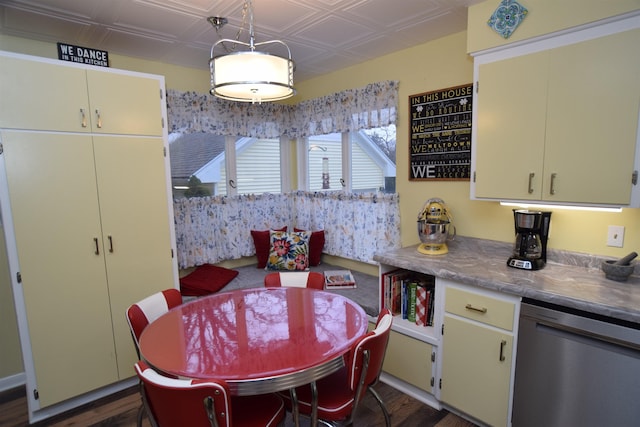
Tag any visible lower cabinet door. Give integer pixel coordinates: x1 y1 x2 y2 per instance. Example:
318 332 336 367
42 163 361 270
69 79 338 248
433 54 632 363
93 135 175 378
2 131 118 407
383 330 433 392
441 314 513 427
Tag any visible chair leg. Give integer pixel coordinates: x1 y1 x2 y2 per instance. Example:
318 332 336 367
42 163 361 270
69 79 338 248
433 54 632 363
136 403 144 427
368 387 391 427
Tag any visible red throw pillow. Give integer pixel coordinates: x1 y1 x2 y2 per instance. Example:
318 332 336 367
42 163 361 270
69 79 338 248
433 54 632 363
294 228 325 266
251 226 287 268
179 264 239 296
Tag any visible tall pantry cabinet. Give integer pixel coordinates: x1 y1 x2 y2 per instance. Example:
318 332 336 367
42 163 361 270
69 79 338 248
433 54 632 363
0 51 178 423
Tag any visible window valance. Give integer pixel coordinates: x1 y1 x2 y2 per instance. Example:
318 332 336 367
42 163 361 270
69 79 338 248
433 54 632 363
166 80 398 139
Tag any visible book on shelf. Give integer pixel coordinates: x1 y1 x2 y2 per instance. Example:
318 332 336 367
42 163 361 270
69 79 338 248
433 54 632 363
416 285 429 327
324 270 356 289
381 269 436 327
407 281 417 323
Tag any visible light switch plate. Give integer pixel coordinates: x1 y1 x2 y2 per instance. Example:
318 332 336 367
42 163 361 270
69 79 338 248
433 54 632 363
607 225 625 248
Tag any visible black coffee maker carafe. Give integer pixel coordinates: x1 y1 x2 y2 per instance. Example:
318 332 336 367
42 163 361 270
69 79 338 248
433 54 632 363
507 210 552 270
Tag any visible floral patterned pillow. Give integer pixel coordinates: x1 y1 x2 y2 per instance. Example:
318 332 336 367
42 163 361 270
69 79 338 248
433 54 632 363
266 230 310 271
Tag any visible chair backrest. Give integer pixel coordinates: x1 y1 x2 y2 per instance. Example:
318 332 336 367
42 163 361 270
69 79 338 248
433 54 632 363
348 308 392 395
134 360 231 427
263 271 325 290
126 288 182 357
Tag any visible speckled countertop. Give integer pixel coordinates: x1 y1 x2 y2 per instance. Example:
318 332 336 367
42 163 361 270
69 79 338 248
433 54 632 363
374 237 640 324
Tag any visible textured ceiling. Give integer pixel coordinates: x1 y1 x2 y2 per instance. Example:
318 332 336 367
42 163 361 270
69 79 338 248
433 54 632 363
0 0 482 82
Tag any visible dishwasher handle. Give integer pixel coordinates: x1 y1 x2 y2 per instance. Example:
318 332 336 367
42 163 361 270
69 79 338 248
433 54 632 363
536 321 640 354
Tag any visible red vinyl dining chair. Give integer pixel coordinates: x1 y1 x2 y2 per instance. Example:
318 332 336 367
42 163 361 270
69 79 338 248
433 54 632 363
126 288 183 426
126 288 183 359
281 308 393 426
134 360 286 427
264 271 325 290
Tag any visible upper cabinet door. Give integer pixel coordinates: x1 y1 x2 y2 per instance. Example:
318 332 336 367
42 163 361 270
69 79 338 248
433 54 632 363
474 51 549 200
543 29 640 204
473 27 640 206
86 69 163 136
0 56 90 132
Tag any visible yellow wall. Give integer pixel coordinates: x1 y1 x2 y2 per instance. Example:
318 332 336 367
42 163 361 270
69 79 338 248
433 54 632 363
1 0 639 386
2 11 639 258
467 0 640 53
295 30 640 258
0 35 211 93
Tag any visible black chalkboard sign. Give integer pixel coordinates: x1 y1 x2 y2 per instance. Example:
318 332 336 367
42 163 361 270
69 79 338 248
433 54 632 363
57 42 109 67
409 84 473 181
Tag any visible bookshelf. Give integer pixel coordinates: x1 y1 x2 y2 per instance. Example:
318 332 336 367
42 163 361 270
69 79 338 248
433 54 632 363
378 263 444 409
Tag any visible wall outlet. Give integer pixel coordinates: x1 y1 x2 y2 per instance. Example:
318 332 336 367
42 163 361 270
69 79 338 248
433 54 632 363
607 225 625 248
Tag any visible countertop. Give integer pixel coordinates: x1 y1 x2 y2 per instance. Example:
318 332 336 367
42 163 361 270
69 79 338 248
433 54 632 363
374 237 640 324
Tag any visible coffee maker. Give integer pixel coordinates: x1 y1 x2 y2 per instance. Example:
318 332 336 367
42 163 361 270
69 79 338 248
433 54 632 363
507 210 552 270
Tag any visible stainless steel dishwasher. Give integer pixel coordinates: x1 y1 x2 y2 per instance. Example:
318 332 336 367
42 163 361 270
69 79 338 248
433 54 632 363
512 299 640 427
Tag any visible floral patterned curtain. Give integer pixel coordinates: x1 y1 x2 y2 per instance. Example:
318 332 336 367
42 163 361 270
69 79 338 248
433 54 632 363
166 80 398 138
173 191 400 268
291 191 401 263
173 193 292 268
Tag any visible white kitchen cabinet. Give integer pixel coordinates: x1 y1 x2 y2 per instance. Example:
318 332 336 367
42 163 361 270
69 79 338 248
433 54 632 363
440 281 519 427
0 55 163 136
472 23 640 206
383 330 435 392
0 51 177 423
2 131 118 406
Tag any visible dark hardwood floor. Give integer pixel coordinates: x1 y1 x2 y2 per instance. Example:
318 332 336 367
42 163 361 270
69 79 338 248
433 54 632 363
0 381 476 427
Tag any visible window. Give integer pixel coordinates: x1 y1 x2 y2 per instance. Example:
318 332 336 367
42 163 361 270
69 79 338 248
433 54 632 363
220 137 282 196
361 124 396 193
168 124 395 199
308 133 343 191
168 133 282 198
303 125 396 193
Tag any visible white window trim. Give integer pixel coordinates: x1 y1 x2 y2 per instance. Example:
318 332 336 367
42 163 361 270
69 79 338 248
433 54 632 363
297 137 310 191
341 132 351 191
224 135 237 196
280 136 292 192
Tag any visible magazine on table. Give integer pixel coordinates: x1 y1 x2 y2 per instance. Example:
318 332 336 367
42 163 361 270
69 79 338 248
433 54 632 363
324 270 356 289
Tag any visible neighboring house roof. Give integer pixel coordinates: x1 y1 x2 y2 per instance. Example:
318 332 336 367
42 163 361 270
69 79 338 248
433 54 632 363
355 131 396 176
169 133 225 180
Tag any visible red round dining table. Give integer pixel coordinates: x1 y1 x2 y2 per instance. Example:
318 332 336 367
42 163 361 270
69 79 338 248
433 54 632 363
139 286 368 398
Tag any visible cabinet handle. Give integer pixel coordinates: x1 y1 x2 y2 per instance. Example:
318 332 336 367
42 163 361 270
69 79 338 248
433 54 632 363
93 237 100 255
528 172 535 194
80 108 87 128
228 179 236 189
499 339 507 362
108 235 114 253
550 173 557 195
95 109 102 128
465 303 487 314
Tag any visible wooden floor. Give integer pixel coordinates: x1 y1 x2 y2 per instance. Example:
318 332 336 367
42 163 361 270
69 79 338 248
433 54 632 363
0 381 477 427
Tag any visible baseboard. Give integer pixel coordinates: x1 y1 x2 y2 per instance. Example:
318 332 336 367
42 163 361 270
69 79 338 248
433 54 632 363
0 372 26 392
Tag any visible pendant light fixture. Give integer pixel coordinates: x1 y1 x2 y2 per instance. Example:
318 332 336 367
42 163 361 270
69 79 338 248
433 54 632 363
208 0 295 103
